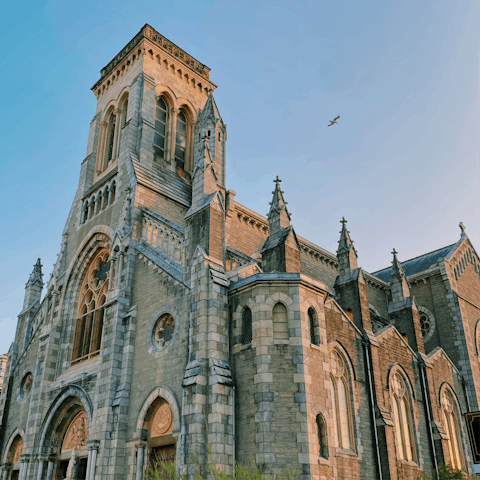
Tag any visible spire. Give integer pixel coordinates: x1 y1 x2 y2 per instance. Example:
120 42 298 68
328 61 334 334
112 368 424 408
459 222 466 239
389 249 410 302
267 176 291 233
336 217 358 276
197 89 222 125
23 259 43 310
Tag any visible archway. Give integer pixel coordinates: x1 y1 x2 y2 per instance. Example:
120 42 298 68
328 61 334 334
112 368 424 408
4 434 23 480
144 398 176 470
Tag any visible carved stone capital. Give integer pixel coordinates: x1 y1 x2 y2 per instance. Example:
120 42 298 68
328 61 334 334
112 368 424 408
171 108 180 115
114 108 122 116
100 121 108 128
86 440 100 452
19 454 31 463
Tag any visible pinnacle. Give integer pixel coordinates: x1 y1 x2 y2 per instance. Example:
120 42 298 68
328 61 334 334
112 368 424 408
391 248 405 280
267 175 291 229
337 217 355 253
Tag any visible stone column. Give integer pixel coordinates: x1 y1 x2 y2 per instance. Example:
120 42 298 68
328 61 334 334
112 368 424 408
135 443 146 480
116 252 125 290
36 456 46 480
113 108 122 160
168 108 179 165
45 456 56 480
109 255 117 291
86 440 100 480
2 464 12 480
19 454 30 480
95 121 108 173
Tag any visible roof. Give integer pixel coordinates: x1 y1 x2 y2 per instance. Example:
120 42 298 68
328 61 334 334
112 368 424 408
372 244 455 283
131 154 192 207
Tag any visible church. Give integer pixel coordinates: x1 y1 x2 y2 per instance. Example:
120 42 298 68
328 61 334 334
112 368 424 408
0 24 479 480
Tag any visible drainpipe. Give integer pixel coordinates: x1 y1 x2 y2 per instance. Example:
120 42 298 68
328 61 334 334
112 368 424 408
363 338 383 480
419 359 439 480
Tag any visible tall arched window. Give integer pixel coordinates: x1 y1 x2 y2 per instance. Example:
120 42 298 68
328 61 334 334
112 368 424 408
390 372 415 461
242 307 252 344
329 349 354 451
308 307 319 345
154 97 168 160
273 303 288 340
105 112 117 165
72 249 110 364
316 413 328 458
175 110 187 170
442 388 464 471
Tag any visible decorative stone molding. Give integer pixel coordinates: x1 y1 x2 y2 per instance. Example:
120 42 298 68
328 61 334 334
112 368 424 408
146 305 180 359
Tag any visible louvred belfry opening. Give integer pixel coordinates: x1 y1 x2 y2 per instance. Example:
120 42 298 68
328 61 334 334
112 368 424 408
72 249 110 364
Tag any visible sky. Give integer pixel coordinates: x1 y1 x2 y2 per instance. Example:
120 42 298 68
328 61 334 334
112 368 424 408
0 0 479 355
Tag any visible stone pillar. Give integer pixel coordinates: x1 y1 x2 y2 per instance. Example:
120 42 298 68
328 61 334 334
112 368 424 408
95 121 108 172
110 255 117 291
168 108 179 165
187 119 196 172
36 456 46 480
45 457 56 480
116 251 125 290
19 454 30 480
86 440 100 480
135 443 146 480
1 464 12 480
113 108 122 160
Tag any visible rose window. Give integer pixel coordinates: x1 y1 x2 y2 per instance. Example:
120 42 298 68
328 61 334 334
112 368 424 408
155 314 175 351
419 313 431 337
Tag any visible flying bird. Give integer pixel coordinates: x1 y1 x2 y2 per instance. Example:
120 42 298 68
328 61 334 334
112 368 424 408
328 115 340 126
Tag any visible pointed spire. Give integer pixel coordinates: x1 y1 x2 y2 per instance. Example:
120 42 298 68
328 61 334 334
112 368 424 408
267 176 291 232
389 249 410 302
197 90 222 125
459 222 466 239
336 217 358 275
23 259 43 310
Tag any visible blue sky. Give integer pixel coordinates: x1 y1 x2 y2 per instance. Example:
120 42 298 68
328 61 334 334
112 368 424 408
0 0 478 355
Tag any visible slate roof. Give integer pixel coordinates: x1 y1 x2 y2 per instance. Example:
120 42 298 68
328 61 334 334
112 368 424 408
372 244 455 283
131 155 192 207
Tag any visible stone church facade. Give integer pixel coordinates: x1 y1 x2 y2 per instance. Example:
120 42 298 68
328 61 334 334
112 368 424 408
0 24 479 480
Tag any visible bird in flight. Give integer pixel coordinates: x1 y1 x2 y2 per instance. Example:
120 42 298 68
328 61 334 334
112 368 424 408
328 115 340 126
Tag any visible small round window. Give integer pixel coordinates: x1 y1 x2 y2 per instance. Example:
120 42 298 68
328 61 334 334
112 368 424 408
419 313 431 337
154 313 175 351
21 373 33 399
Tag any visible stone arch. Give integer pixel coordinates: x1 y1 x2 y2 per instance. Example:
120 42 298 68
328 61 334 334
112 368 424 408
302 296 324 346
327 339 357 382
155 86 176 108
134 386 181 469
35 385 93 456
3 427 25 464
386 363 416 400
232 297 257 346
417 305 436 344
101 102 117 122
146 305 181 359
474 318 480 355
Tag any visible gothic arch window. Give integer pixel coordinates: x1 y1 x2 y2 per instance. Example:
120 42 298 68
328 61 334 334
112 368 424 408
273 303 288 340
316 413 328 458
329 349 355 451
154 96 168 160
71 249 110 364
390 372 416 462
441 388 465 471
105 110 117 166
242 307 252 345
175 110 187 170
308 307 319 345
417 306 435 343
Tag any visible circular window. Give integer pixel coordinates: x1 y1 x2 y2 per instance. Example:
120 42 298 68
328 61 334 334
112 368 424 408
154 314 175 351
419 313 431 337
20 372 33 399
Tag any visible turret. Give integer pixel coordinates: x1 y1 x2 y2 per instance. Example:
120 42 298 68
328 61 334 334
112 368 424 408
336 217 358 277
261 177 300 273
23 259 43 311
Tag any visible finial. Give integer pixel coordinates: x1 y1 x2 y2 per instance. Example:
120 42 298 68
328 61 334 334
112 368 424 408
459 222 466 238
392 248 398 256
274 176 282 188
341 217 347 228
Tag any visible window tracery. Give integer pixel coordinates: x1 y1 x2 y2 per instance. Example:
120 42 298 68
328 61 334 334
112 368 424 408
329 349 354 451
419 312 431 337
390 372 415 462
72 249 110 364
154 313 175 351
442 388 464 471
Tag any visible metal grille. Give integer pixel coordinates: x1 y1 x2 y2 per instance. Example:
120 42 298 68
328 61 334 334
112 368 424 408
242 307 252 345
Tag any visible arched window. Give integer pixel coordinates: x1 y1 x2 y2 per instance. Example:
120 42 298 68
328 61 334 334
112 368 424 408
72 249 110 364
242 307 252 344
273 303 288 340
316 413 328 458
390 372 415 461
154 97 168 160
329 349 354 451
308 307 319 345
419 312 431 337
175 110 187 170
442 388 464 471
110 181 116 204
105 112 117 165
